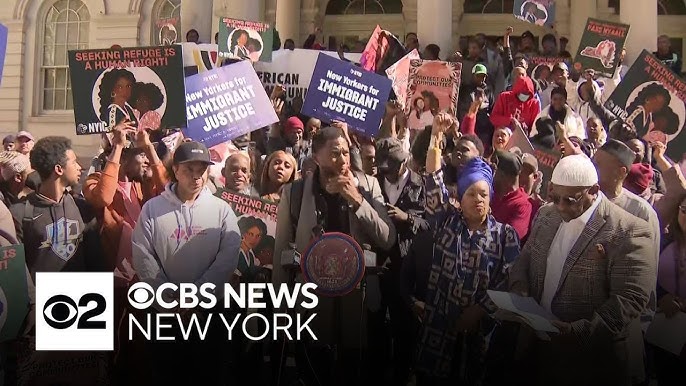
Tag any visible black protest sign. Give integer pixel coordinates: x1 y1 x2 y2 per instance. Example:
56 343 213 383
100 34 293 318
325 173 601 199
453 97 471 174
573 18 629 78
532 145 562 199
68 46 186 135
604 49 686 159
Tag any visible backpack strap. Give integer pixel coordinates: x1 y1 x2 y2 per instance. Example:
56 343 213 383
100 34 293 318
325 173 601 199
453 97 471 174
289 179 305 237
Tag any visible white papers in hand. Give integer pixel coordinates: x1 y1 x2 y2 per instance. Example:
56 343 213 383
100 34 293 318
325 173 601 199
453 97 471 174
487 290 560 333
645 312 686 356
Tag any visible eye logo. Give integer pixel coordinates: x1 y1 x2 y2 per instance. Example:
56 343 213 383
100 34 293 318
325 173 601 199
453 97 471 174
127 282 155 310
43 295 78 329
41 293 107 330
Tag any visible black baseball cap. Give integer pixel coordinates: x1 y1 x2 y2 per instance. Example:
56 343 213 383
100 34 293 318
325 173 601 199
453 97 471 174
521 31 535 40
173 141 214 165
493 150 523 176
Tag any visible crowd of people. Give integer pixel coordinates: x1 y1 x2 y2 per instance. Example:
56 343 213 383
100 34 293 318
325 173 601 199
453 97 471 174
0 24 684 386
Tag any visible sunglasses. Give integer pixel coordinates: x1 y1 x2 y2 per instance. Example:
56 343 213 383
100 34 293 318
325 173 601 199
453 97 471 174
548 188 591 206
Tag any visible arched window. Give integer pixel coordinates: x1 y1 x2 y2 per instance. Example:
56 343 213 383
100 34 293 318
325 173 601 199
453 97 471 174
151 0 181 43
463 0 516 14
325 0 403 15
40 0 90 111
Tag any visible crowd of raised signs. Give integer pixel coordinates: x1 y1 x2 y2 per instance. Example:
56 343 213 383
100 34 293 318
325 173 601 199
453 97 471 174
0 20 685 386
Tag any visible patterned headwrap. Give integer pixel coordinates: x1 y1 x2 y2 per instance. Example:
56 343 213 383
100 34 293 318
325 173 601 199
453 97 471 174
457 157 493 200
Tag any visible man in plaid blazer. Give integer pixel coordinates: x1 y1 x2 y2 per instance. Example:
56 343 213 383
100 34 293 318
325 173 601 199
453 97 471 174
509 155 656 386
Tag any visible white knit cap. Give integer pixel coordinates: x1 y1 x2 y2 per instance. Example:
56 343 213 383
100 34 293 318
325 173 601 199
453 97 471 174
551 154 598 187
0 152 30 181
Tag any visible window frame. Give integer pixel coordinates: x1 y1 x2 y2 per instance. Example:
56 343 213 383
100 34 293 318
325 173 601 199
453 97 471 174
35 0 90 115
150 0 182 45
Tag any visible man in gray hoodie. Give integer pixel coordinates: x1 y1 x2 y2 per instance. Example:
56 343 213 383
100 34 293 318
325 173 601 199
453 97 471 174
132 141 241 384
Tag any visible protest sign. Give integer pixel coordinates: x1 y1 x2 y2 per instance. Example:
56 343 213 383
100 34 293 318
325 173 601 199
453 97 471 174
0 23 7 85
573 18 630 78
532 145 562 198
68 45 186 135
183 60 278 148
406 60 462 130
301 53 391 136
0 244 29 343
604 49 686 159
255 49 362 111
506 126 535 155
513 0 556 28
360 25 406 75
218 17 273 62
155 17 180 45
182 43 222 77
217 191 277 267
385 49 420 111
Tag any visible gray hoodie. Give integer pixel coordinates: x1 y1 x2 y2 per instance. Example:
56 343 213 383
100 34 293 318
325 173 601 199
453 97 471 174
132 183 241 301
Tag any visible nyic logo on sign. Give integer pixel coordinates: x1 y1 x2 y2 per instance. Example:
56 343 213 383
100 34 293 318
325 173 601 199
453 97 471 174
35 272 114 351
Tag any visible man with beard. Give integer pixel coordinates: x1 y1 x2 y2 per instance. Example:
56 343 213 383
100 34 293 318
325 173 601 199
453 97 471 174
82 125 167 384
273 125 395 386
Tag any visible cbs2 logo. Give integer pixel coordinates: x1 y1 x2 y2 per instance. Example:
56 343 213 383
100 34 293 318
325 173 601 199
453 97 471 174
42 293 107 330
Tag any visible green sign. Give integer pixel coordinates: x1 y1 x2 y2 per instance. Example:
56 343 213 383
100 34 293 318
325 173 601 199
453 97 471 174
0 244 29 342
218 17 274 63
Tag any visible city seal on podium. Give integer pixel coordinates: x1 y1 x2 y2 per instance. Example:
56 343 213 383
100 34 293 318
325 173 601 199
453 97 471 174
300 232 365 297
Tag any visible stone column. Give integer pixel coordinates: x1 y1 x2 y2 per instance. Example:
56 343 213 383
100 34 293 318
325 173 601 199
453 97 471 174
275 0 301 43
620 0 657 65
181 0 214 43
417 0 453 56
570 0 597 56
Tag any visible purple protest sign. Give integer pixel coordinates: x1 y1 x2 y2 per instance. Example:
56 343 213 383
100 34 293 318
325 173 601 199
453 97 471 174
183 60 278 148
0 24 7 85
302 53 391 137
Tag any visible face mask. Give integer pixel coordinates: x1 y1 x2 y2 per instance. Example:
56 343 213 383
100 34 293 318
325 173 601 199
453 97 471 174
517 93 530 102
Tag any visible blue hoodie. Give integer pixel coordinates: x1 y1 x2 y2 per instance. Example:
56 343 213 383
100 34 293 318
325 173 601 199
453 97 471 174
132 183 241 302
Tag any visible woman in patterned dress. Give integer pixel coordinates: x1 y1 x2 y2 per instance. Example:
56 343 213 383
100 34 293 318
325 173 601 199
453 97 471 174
409 112 521 386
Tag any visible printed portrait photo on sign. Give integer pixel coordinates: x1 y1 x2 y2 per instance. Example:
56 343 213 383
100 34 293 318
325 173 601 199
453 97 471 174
515 0 551 26
625 81 686 144
228 29 264 62
68 45 186 136
91 67 167 133
159 22 178 45
406 60 461 130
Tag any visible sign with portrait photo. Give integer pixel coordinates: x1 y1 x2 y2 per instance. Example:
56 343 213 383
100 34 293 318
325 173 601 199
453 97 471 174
604 49 686 159
218 17 274 63
155 17 180 45
301 52 392 136
217 191 278 269
68 45 186 135
406 59 462 130
513 0 556 28
573 18 630 78
183 60 278 148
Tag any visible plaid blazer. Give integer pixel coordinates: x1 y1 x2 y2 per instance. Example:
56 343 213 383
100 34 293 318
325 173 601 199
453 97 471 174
509 196 656 385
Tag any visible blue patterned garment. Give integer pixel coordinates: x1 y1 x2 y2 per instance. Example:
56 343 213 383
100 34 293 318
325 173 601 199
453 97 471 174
416 170 521 378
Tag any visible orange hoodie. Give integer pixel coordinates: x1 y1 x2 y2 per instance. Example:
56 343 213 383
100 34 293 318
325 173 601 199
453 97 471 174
83 160 167 285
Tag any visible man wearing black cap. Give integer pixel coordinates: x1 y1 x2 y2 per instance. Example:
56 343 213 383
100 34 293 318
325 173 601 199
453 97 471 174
132 141 241 384
373 137 428 384
2 135 15 151
492 150 533 242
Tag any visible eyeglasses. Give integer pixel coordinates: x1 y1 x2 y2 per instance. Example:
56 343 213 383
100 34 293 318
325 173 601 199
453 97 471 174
549 188 591 206
679 205 686 214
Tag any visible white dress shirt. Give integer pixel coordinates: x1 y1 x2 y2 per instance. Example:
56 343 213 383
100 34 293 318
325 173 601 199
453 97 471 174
541 192 604 313
383 169 410 206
